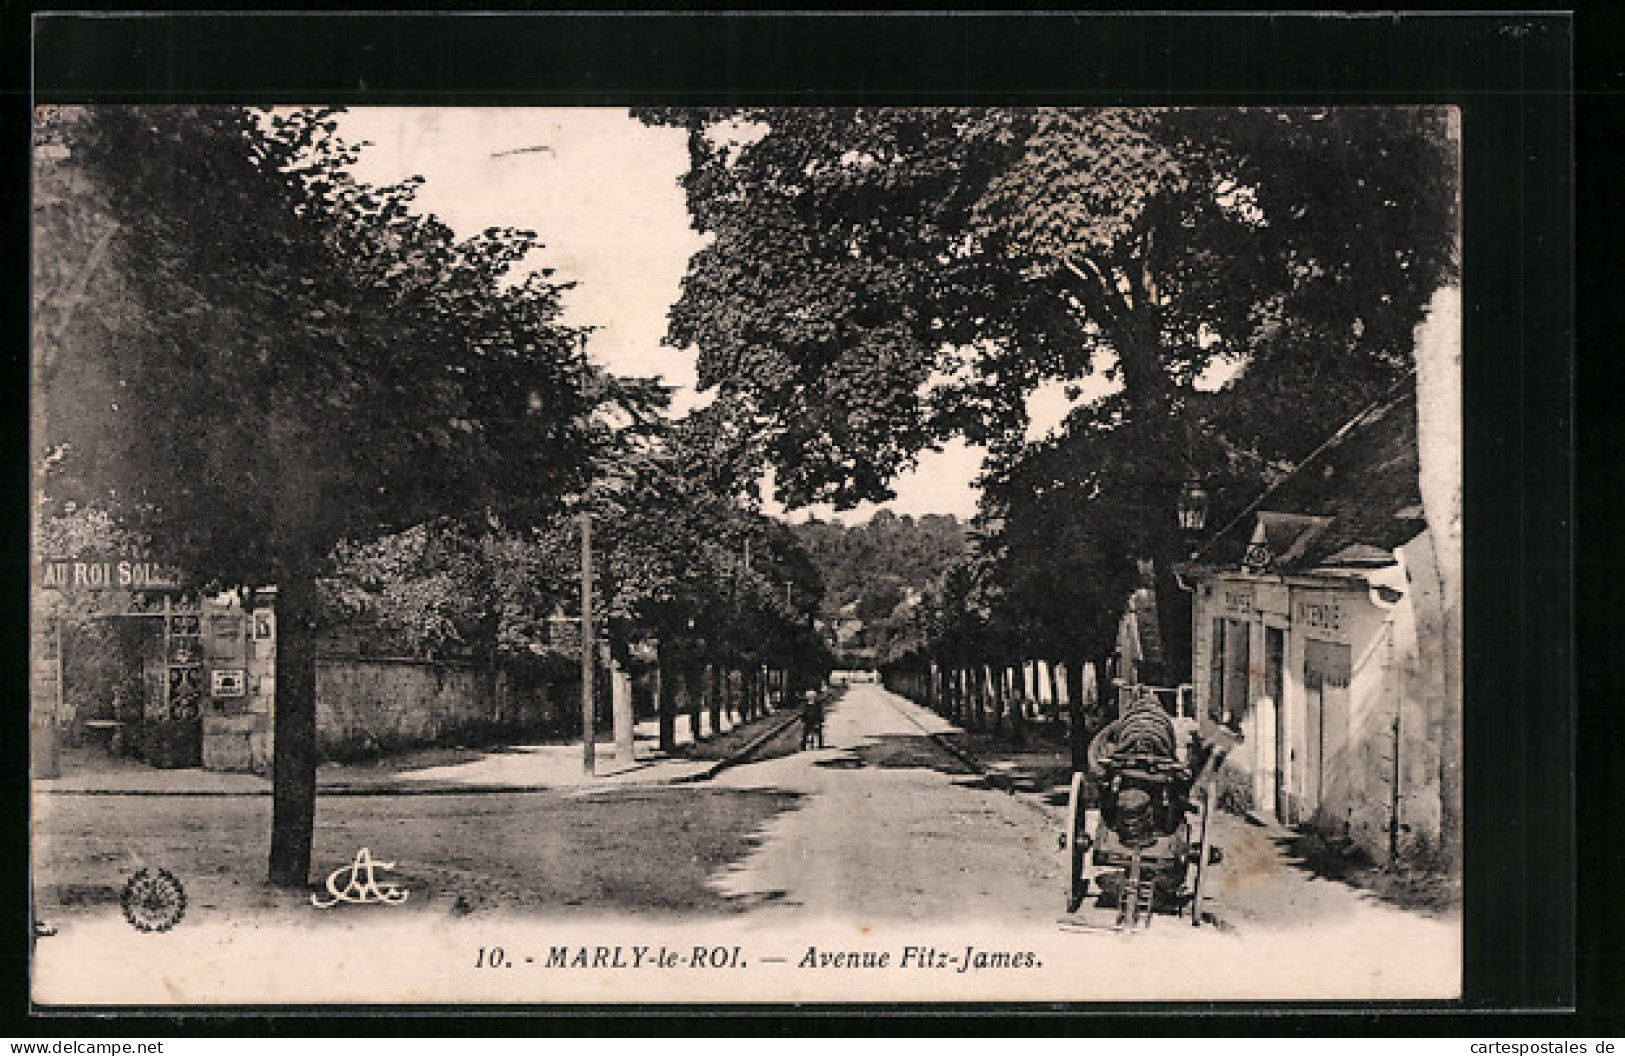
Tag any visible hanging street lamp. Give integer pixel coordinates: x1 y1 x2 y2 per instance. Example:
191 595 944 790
1177 478 1211 534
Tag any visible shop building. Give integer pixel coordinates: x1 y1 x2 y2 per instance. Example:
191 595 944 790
33 568 277 775
1183 384 1455 863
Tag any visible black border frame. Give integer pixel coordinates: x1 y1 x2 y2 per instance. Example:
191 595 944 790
8 7 1583 1033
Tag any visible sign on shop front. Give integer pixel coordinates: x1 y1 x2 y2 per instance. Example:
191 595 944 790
39 558 183 592
211 669 247 698
1296 597 1345 632
1222 584 1255 615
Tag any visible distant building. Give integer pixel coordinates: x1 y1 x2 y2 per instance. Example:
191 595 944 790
1181 382 1457 864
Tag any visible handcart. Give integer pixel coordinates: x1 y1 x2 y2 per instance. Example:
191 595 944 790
1062 699 1226 930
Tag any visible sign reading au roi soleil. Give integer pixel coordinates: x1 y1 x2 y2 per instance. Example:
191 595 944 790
40 558 184 592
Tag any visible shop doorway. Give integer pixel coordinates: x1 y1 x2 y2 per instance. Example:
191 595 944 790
61 614 164 761
1264 626 1287 822
1303 638 1353 831
1221 619 1251 726
58 602 207 770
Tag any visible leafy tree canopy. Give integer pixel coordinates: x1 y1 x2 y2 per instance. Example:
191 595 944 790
35 105 603 587
32 104 614 885
636 106 1457 508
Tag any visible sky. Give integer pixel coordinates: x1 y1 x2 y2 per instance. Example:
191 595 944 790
335 108 1089 524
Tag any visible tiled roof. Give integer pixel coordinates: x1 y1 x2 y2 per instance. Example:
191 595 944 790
1195 383 1426 576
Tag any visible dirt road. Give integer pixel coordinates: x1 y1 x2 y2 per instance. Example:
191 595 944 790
707 681 1063 922
32 684 1461 1004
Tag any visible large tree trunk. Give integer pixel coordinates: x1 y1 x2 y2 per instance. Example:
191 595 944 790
1065 660 1087 774
269 571 319 888
1060 261 1171 411
1413 286 1463 869
1116 314 1174 414
685 665 702 742
1047 660 1064 725
655 648 675 752
706 662 722 736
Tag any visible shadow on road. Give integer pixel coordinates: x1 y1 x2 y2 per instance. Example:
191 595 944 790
1268 828 1462 916
812 757 865 770
35 784 806 922
845 733 977 775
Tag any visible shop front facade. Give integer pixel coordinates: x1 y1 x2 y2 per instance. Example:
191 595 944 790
35 560 277 776
1182 386 1454 865
1191 565 1430 860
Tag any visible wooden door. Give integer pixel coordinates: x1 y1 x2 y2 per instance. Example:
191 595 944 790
1265 626 1287 822
1303 639 1353 832
1223 619 1250 725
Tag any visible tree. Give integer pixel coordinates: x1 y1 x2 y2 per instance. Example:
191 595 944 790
328 519 577 668
531 406 834 739
642 105 1457 709
326 417 834 751
638 106 1457 501
790 512 968 622
35 106 599 885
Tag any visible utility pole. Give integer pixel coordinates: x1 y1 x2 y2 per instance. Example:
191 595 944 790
580 510 595 776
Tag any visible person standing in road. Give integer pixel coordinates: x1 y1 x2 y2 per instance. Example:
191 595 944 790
801 690 826 750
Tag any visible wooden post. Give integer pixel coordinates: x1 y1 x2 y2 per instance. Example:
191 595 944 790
611 660 634 764
580 512 595 777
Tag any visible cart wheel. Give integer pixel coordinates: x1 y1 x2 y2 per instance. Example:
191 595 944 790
1065 771 1088 914
1190 780 1216 927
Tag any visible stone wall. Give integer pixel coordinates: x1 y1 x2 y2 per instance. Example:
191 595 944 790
314 655 563 760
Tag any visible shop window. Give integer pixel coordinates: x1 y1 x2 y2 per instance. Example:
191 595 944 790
1222 619 1251 724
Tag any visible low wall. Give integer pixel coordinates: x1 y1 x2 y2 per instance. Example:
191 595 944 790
315 655 564 760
